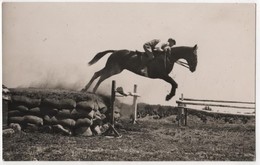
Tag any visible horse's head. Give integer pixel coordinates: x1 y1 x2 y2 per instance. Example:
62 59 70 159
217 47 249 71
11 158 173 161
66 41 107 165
170 45 198 72
187 44 198 72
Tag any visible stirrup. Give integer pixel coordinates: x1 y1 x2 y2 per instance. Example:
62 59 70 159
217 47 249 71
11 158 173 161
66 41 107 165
140 67 148 76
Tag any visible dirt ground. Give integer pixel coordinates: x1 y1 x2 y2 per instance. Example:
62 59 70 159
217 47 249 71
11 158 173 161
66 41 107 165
3 115 255 161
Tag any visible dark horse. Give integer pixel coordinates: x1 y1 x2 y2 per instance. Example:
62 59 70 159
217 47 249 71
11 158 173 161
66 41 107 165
82 45 198 101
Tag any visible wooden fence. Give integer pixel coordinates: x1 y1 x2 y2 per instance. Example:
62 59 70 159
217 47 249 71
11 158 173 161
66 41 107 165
176 94 255 126
105 80 140 137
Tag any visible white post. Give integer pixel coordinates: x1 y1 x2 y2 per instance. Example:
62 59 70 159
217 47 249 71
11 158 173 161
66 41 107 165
180 93 185 125
132 84 138 124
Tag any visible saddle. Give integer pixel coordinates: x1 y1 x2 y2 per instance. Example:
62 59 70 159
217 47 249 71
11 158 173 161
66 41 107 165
135 50 146 57
134 50 169 76
137 49 167 69
134 50 145 61
135 50 166 63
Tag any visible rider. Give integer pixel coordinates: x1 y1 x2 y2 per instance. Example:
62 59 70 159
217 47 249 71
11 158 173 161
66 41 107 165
141 38 176 75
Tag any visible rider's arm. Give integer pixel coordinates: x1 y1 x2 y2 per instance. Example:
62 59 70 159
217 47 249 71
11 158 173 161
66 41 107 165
161 43 167 49
150 39 160 48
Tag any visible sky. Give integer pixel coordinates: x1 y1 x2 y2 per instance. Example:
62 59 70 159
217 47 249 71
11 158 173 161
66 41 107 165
2 2 256 106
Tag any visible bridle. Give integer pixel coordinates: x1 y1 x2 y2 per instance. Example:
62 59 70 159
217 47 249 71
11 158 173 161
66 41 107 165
175 60 189 69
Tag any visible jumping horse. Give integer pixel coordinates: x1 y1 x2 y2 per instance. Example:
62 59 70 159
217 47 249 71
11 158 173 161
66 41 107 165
82 45 198 101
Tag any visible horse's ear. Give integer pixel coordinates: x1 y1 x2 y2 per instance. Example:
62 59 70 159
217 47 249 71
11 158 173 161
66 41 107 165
193 44 198 51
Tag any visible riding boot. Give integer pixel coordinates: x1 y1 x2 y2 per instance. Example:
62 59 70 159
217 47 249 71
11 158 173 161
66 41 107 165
164 52 167 70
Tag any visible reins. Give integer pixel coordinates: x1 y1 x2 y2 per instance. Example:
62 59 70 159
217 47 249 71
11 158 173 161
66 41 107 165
175 60 189 69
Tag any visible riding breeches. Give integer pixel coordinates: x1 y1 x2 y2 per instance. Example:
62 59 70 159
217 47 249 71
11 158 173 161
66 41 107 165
143 44 154 60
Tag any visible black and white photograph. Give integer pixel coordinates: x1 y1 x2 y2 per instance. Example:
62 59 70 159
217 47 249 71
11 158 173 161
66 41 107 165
2 1 257 162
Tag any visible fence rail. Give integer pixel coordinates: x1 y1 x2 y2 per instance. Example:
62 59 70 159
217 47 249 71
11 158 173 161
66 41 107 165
176 100 255 110
186 107 255 117
180 98 255 105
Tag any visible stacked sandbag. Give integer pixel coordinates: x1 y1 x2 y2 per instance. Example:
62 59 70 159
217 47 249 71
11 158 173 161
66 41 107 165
74 100 104 136
8 95 43 132
41 98 106 136
7 94 110 136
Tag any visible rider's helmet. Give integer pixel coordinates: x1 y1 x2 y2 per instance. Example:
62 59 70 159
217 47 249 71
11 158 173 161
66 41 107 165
168 38 176 45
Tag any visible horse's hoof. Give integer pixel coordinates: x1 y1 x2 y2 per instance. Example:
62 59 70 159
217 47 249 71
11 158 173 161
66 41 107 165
81 89 86 92
166 95 172 101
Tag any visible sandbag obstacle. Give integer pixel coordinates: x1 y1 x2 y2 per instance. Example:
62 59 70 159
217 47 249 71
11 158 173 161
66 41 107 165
7 90 111 137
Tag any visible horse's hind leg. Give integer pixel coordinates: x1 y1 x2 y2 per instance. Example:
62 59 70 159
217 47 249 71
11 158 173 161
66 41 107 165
92 65 122 93
81 69 103 92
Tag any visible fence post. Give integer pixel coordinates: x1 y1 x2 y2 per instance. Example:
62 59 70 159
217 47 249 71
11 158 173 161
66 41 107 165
177 103 180 126
103 80 121 138
2 100 9 129
180 94 185 125
132 84 138 124
184 108 188 126
110 80 116 126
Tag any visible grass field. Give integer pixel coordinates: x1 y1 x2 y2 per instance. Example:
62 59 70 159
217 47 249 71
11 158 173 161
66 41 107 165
3 115 255 161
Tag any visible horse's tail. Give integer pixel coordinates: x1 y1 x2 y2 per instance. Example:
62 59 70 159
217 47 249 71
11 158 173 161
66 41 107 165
88 50 116 66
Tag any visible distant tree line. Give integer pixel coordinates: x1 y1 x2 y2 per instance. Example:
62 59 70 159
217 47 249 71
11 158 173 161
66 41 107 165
137 103 179 119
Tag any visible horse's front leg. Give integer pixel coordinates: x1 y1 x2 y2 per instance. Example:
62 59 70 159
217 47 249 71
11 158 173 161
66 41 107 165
161 75 178 101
